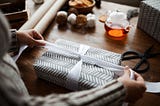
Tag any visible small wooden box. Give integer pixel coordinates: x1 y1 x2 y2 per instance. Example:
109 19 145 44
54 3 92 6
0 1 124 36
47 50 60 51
0 0 25 13
0 0 28 29
5 10 28 29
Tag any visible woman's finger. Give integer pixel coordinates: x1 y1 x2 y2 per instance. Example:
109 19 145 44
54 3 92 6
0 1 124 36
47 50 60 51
33 39 46 46
32 29 44 40
123 66 131 78
134 72 144 82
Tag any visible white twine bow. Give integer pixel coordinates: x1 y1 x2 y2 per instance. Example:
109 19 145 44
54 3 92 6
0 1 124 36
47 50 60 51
65 44 90 90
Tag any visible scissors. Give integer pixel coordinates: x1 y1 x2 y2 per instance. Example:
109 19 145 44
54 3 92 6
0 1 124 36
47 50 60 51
121 45 160 73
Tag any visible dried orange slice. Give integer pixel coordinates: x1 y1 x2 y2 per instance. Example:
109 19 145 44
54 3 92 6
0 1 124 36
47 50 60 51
69 0 78 6
75 0 83 4
99 15 107 23
81 0 92 6
69 0 93 8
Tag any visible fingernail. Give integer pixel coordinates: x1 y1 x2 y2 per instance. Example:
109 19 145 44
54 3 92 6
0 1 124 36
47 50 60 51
129 69 135 79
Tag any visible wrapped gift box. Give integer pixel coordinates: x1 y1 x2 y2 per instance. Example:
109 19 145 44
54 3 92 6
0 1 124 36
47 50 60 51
137 0 160 42
34 39 122 91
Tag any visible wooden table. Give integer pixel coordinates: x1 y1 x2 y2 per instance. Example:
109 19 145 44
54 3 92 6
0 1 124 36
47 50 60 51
17 0 160 106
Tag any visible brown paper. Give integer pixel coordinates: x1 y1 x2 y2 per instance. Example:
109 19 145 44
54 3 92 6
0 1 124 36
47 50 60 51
34 0 67 34
19 0 56 30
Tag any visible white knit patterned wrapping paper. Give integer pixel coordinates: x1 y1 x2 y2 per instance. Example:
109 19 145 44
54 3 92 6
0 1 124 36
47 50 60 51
33 39 122 91
138 0 160 42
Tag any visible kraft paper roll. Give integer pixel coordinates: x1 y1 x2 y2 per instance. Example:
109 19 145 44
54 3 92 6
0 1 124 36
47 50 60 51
19 0 56 30
34 0 67 34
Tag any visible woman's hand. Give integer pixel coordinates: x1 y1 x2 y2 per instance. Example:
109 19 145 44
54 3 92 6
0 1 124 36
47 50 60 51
118 66 146 103
16 29 46 47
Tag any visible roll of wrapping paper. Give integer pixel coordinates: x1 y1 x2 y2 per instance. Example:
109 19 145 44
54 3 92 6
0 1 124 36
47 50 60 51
34 0 67 34
12 0 67 62
13 0 58 61
19 0 56 30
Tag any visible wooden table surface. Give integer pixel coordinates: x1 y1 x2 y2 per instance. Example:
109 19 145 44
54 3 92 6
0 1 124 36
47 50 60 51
17 0 160 106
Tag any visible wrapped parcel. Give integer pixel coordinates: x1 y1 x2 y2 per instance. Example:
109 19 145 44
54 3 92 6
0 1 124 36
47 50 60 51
34 39 122 91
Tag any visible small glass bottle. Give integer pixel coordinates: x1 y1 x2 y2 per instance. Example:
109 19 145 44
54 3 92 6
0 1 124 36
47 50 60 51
95 0 101 8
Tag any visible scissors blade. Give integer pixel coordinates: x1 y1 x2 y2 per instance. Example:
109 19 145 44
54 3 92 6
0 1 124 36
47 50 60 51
148 53 160 58
144 45 154 54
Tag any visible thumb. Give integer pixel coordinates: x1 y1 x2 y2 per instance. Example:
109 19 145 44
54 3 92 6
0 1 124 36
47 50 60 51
123 66 131 78
33 39 46 46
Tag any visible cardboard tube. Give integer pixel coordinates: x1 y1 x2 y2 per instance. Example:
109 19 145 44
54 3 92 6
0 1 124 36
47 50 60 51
34 0 67 34
19 0 56 30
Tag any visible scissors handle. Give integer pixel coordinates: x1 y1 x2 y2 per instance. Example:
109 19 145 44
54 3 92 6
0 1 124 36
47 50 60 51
121 51 140 61
133 59 150 73
121 51 150 73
